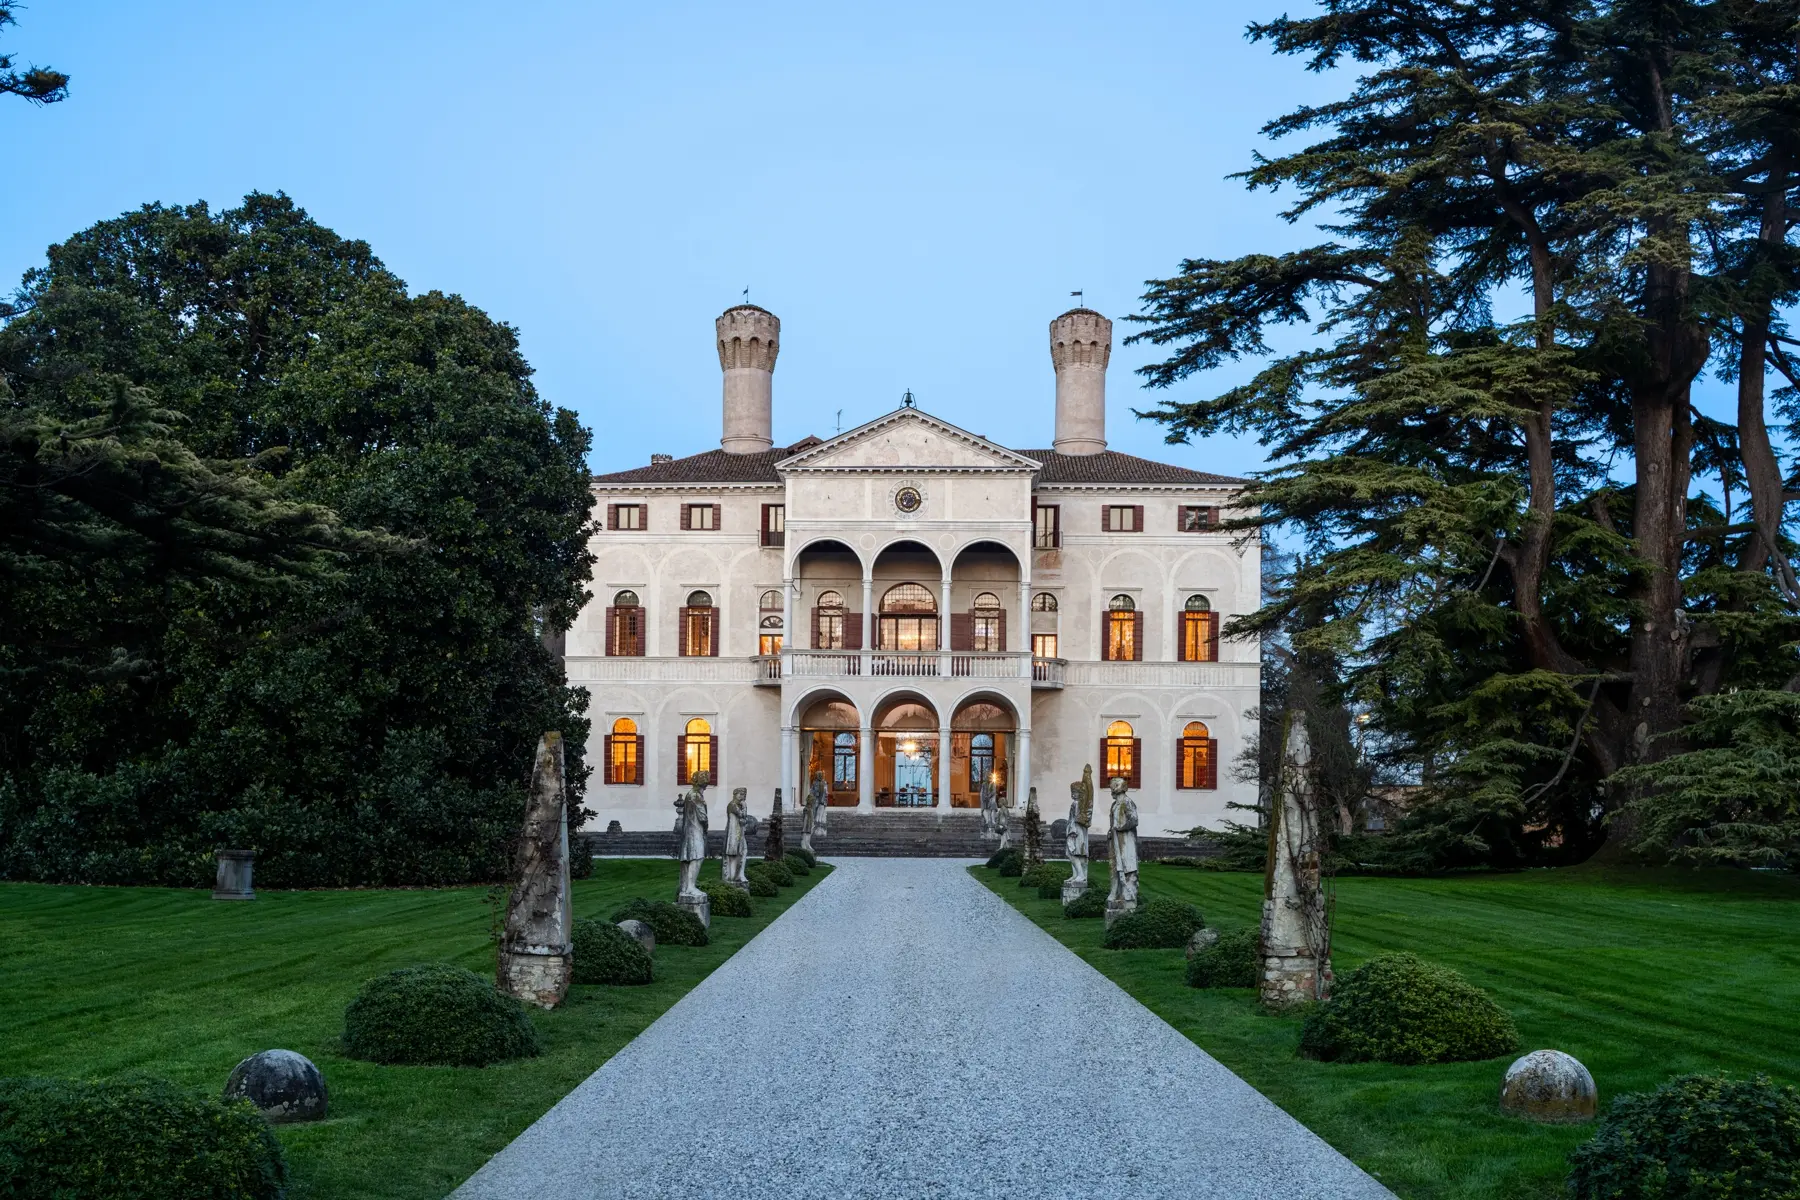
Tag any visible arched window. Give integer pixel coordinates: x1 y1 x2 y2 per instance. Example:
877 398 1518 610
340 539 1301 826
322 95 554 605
758 614 783 656
760 589 783 611
678 717 716 786
607 590 644 657
680 591 717 657
605 717 643 785
969 732 996 792
1103 720 1140 788
833 731 858 790
879 583 938 651
1178 720 1218 790
813 590 849 650
1104 594 1141 661
971 591 1003 652
1181 594 1219 663
1031 592 1058 612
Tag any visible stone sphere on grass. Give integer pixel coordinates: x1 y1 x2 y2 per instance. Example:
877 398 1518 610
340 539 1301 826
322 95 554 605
222 1049 328 1123
1500 1050 1596 1123
342 964 540 1067
571 918 653 986
616 918 656 954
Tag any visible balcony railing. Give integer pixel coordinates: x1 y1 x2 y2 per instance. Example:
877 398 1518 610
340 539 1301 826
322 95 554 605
783 649 1044 681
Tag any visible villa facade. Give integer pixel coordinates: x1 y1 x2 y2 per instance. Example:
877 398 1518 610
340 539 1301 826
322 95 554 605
568 305 1259 835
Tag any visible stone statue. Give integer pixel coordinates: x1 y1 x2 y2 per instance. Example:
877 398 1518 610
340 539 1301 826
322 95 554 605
498 732 574 1008
674 770 711 927
801 774 827 854
979 778 1000 841
722 787 750 892
1104 774 1139 926
764 788 785 861
1021 786 1043 872
1063 766 1093 904
1260 713 1332 1008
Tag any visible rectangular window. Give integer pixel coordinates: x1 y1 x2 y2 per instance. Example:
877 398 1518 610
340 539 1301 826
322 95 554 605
1032 633 1059 659
1178 735 1219 790
679 606 717 657
759 633 783 656
815 610 845 650
973 614 1002 652
1180 505 1220 532
609 504 645 531
1102 736 1141 788
1181 611 1219 662
1103 505 1144 533
605 605 645 656
1105 611 1141 661
677 735 717 785
761 503 785 547
833 735 858 789
1033 504 1060 549
685 503 718 531
605 734 643 785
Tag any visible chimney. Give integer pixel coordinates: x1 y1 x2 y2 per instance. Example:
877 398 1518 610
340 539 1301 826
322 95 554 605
650 453 672 465
1050 308 1111 456
716 305 779 454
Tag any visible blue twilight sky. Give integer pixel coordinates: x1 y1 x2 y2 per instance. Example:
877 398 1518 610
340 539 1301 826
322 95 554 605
0 1 1741 482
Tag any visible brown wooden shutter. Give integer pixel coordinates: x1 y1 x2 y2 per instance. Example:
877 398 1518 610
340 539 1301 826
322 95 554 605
677 738 689 785
1175 739 1185 790
706 608 720 657
634 735 645 784
1206 613 1220 662
1131 611 1144 661
843 614 862 650
1130 739 1143 789
709 735 721 784
1207 506 1221 529
1100 503 1112 531
711 503 722 531
996 608 1006 652
1203 739 1218 789
1101 611 1114 661
811 607 822 649
679 505 691 531
1099 739 1109 783
604 607 618 656
607 504 619 531
1132 505 1145 532
602 734 615 783
677 606 693 656
950 613 974 651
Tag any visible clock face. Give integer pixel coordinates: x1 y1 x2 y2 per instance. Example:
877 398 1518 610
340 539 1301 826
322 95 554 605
894 486 922 513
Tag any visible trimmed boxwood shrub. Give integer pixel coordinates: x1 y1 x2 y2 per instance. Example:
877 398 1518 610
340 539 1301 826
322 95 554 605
571 918 653 985
609 898 709 946
700 880 754 917
1063 885 1107 918
1187 928 1260 988
1568 1073 1800 1200
343 963 540 1066
0 1075 287 1199
788 846 817 868
1019 860 1065 888
1102 897 1205 949
987 847 1023 874
1299 952 1519 1065
756 858 795 887
782 852 812 876
743 865 779 897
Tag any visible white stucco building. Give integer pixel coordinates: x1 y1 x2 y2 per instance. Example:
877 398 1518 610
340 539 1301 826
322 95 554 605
568 304 1258 835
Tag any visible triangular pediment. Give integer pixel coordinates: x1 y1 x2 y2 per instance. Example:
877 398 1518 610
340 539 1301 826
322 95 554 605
776 408 1041 473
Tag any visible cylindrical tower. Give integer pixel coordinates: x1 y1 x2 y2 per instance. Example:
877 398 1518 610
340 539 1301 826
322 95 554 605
716 305 780 455
1050 308 1111 456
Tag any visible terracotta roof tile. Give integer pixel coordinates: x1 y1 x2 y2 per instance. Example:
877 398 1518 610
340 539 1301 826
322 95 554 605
1017 449 1245 486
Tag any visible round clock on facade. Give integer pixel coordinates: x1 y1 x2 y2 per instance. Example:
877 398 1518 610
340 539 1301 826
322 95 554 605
894 486 923 513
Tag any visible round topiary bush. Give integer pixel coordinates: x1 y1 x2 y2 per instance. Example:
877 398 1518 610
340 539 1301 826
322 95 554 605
987 847 1023 875
0 1076 287 1200
1187 928 1260 988
1568 1073 1800 1200
1299 952 1519 1065
782 852 812 876
609 898 709 946
758 859 795 887
700 880 754 917
743 865 779 896
571 918 653 986
788 846 817 868
1063 885 1107 918
1102 897 1205 949
1019 861 1068 890
342 963 540 1066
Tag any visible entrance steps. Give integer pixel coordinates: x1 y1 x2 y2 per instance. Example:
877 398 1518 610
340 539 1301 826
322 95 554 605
584 809 1217 861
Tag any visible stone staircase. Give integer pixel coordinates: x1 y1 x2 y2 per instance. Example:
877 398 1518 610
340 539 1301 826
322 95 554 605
582 809 1217 861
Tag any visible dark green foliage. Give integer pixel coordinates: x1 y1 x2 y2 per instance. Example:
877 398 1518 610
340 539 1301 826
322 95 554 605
1063 885 1107 918
699 880 753 918
762 803 785 862
568 847 594 880
342 963 540 1067
0 194 596 887
1568 1074 1800 1200
0 1075 285 1199
609 898 708 946
988 847 1023 875
1187 928 1261 989
1020 861 1070 893
0 3 69 105
743 868 779 897
1300 953 1518 1065
782 852 812 876
570 919 652 986
1101 897 1205 949
751 859 795 888
788 846 816 868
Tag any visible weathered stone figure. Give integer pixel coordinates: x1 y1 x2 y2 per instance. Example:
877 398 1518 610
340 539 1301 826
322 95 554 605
979 778 1000 841
1104 775 1139 926
1063 765 1094 904
1021 787 1044 872
722 787 751 891
801 774 826 854
675 770 711 928
764 788 785 861
498 732 574 1008
1259 713 1332 1008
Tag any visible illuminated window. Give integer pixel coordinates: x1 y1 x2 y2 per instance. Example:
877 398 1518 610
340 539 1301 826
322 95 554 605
681 591 716 657
1103 719 1138 787
972 591 1002 652
606 717 642 785
1181 594 1218 662
815 590 847 649
608 590 644 657
759 615 783 656
1105 594 1138 661
969 732 997 791
1032 633 1058 659
880 583 938 651
1178 720 1217 790
679 717 714 785
833 732 858 788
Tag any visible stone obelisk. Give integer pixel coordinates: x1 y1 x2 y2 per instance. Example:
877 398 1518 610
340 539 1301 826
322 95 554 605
1259 712 1332 1008
497 732 574 1009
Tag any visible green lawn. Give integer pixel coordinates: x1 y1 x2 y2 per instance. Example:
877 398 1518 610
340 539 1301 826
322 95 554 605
973 862 1800 1200
0 858 827 1200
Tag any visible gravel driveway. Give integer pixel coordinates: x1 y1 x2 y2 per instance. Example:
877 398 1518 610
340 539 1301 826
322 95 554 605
453 858 1393 1200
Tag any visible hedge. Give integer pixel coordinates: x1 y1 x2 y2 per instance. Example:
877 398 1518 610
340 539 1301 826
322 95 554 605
1063 886 1107 918
1186 928 1260 988
987 847 1023 875
700 880 754 918
1569 1073 1800 1200
342 963 541 1066
782 852 812 876
1102 897 1205 949
1299 952 1519 1065
609 898 709 946
571 919 653 986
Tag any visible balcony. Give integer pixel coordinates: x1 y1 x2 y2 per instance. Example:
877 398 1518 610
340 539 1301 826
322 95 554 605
774 650 1064 687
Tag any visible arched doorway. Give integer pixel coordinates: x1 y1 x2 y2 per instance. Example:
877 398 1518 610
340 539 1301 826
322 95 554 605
950 697 1016 808
873 694 939 807
799 695 861 807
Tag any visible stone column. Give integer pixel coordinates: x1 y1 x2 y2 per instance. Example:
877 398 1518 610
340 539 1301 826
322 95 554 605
1260 713 1332 1009
781 724 797 813
939 575 953 677
937 717 952 809
1018 579 1032 679
497 732 574 1009
861 572 874 675
858 722 875 812
1015 726 1032 815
